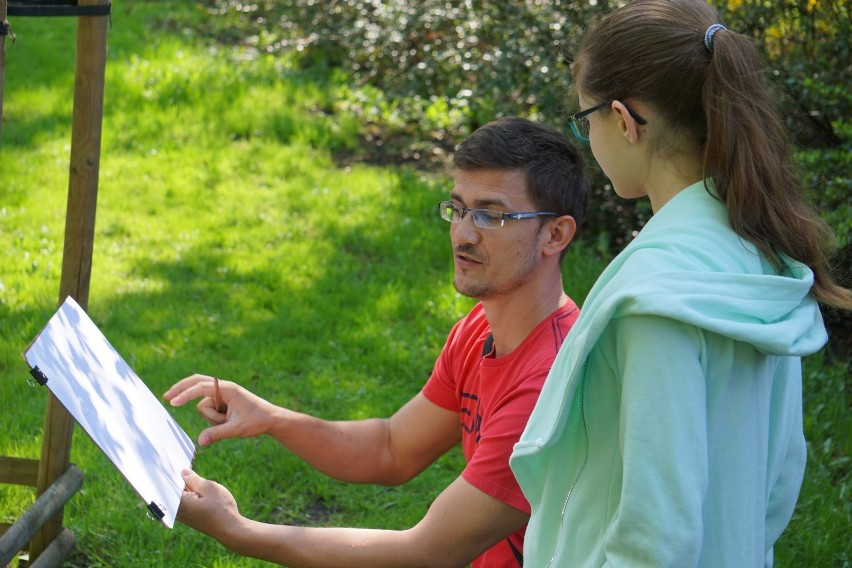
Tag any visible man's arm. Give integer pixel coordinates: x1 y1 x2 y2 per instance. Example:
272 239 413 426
265 391 461 484
178 469 528 568
165 375 460 484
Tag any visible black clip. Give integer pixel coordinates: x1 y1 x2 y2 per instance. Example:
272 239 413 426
146 502 165 522
29 366 48 386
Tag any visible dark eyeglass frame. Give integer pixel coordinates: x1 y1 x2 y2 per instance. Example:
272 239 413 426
567 100 648 142
438 201 559 230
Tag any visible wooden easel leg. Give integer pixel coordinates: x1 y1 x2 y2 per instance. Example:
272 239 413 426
28 399 76 560
28 1 110 561
1 0 8 152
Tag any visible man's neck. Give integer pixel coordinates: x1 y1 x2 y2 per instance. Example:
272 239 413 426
480 275 568 357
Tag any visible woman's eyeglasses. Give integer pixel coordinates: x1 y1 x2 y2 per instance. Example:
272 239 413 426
567 100 647 142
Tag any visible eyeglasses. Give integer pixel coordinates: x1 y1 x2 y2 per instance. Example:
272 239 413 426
567 100 648 142
438 200 558 230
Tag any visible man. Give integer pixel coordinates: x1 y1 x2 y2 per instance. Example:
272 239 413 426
164 117 589 567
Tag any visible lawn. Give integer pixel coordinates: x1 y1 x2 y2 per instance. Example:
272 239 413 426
1 2 848 567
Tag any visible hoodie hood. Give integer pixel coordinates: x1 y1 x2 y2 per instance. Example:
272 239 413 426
590 180 826 357
512 180 826 453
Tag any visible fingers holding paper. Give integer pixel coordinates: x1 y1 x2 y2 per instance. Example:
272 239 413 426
178 469 241 545
164 374 278 446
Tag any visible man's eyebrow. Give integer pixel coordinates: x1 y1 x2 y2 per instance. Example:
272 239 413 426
449 192 508 208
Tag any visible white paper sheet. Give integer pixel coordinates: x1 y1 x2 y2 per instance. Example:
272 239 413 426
23 296 195 528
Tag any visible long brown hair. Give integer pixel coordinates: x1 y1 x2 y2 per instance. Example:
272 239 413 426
574 0 850 309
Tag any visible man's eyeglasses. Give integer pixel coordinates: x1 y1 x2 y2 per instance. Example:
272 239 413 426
438 201 558 230
567 100 648 142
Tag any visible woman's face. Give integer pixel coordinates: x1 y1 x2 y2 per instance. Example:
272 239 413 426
579 92 648 201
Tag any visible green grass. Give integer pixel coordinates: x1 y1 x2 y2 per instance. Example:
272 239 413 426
780 357 852 566
1 2 848 566
0 4 605 566
0 6 468 567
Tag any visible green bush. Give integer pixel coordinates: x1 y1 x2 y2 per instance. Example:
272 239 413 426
189 1 849 269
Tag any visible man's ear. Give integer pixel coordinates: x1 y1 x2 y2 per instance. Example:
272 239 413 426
611 100 642 144
542 215 577 258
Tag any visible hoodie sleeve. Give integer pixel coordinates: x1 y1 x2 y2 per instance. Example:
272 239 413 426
763 359 806 565
603 314 708 567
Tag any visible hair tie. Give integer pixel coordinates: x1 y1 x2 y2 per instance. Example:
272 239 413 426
704 24 727 52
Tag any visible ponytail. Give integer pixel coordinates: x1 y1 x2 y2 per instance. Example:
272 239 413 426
702 29 851 309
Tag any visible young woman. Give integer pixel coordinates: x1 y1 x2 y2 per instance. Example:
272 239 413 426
510 0 851 566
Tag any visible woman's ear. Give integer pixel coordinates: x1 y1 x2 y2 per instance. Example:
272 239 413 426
611 100 642 144
542 215 577 258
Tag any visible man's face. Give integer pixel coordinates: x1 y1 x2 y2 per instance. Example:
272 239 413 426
448 168 546 300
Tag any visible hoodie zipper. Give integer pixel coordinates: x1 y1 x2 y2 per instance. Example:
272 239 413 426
545 360 590 567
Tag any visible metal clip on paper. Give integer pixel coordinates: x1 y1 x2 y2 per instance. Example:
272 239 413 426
146 502 166 522
28 366 49 387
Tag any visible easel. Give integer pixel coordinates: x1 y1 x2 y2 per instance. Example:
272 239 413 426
0 0 110 565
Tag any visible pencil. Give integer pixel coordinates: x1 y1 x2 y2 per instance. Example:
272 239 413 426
212 376 226 413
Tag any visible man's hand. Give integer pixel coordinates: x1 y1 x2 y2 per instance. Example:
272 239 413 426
178 470 526 568
164 374 280 446
178 469 244 548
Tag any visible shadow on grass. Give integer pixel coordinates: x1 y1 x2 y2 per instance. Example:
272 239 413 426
2 166 467 568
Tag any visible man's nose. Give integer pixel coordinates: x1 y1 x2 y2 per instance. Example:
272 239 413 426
451 212 482 245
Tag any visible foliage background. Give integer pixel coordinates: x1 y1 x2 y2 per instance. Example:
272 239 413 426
190 0 850 353
197 3 849 238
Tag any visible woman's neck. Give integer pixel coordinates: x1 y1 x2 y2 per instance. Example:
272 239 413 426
645 153 704 213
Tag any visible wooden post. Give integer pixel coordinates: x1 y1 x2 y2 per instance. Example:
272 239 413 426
0 466 84 565
28 0 110 560
28 529 76 568
0 0 7 151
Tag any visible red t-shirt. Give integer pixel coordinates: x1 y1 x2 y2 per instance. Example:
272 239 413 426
422 301 579 567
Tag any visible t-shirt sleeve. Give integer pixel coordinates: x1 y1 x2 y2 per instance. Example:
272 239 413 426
422 332 463 412
461 371 546 514
423 312 486 412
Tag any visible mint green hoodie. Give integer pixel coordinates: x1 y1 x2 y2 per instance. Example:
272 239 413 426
510 181 827 567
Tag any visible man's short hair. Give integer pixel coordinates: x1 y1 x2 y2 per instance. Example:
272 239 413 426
453 118 590 243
